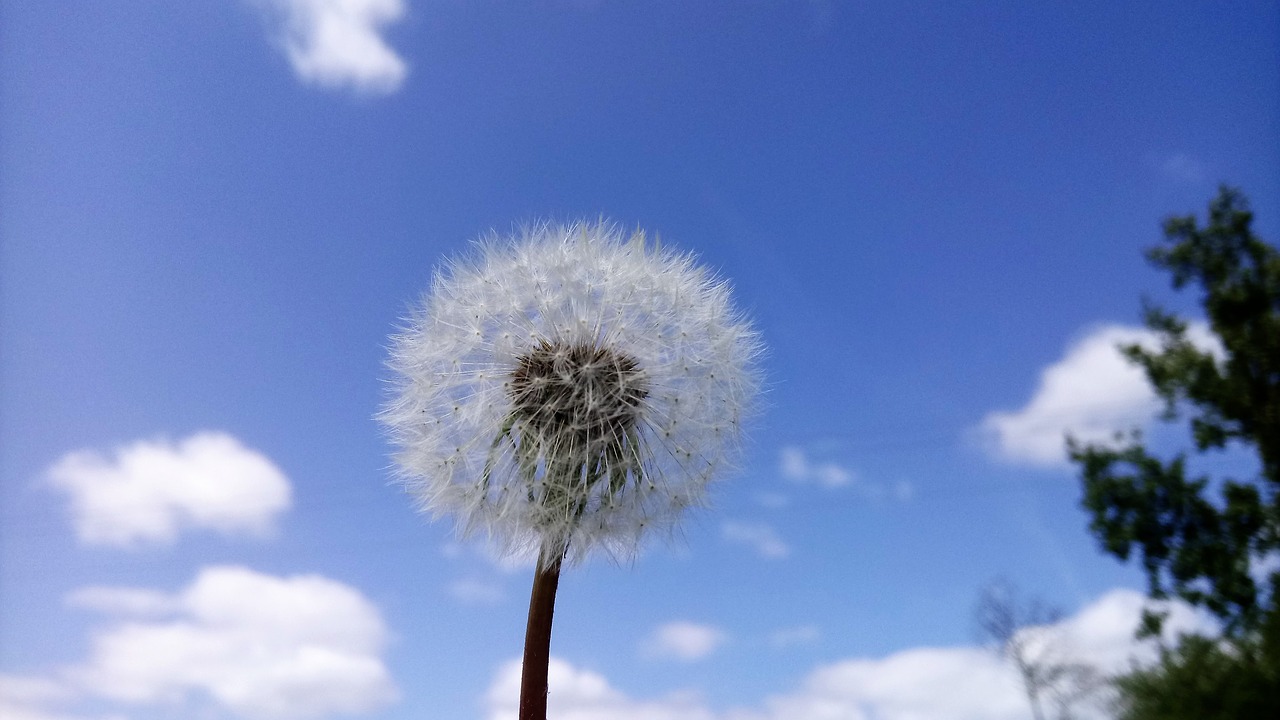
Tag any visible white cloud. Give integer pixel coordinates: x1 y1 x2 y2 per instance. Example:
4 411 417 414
721 521 789 560
0 675 107 720
744 591 1211 720
485 658 716 720
778 447 852 488
1046 589 1215 671
779 447 808 481
484 588 1213 720
65 586 178 617
0 676 71 707
780 447 913 502
46 432 292 547
642 622 726 662
979 323 1222 466
66 565 398 720
248 0 408 94
813 464 851 488
735 646 1029 720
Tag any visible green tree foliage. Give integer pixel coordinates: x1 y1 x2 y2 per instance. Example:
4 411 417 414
1112 605 1280 720
1068 187 1280 717
1070 186 1279 635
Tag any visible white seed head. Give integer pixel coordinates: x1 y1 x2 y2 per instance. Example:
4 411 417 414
381 221 762 564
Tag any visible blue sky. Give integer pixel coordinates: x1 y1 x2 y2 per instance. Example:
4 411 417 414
1 1 1277 719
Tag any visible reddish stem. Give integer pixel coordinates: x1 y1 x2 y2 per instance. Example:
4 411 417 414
518 549 563 720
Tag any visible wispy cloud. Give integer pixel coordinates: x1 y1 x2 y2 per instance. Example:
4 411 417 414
1161 152 1205 184
889 480 914 502
485 589 1214 720
65 586 178 617
779 446 852 488
721 521 790 560
441 539 538 574
247 0 409 94
46 432 292 547
449 577 505 606
778 447 911 502
642 622 727 662
978 323 1222 466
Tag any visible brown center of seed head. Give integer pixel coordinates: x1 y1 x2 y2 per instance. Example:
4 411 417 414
509 341 648 441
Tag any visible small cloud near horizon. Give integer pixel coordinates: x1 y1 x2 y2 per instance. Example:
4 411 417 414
10 566 397 720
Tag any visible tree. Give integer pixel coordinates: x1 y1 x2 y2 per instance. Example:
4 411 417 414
1068 186 1280 716
974 581 1106 720
1070 186 1279 634
1111 608 1280 720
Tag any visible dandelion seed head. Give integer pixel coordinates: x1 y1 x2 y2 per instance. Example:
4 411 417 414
381 221 761 564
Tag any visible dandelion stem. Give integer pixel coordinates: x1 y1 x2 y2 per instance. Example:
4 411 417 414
518 546 563 720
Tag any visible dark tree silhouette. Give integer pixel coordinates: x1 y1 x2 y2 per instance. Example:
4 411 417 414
1069 187 1280 718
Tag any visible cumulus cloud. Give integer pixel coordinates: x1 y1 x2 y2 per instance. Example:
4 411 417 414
721 521 789 560
66 565 397 720
979 323 1222 466
46 432 292 547
1048 589 1215 671
247 0 408 94
736 646 1029 720
485 658 716 720
0 675 98 720
485 588 1212 720
747 591 1210 720
642 622 726 662
778 447 852 488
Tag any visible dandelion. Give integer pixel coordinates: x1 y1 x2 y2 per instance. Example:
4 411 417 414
381 220 761 720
